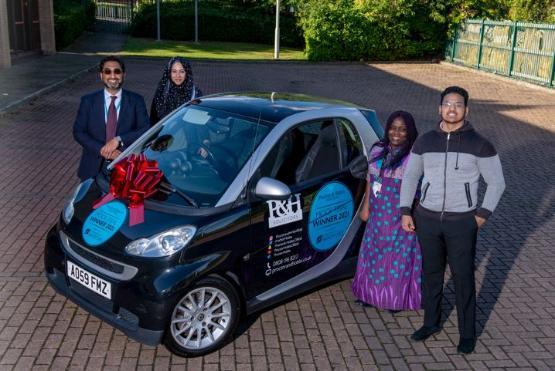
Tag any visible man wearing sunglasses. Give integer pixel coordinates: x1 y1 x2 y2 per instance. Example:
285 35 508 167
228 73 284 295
73 55 150 180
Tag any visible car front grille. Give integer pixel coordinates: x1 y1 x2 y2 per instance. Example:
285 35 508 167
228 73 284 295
68 240 124 274
59 231 138 281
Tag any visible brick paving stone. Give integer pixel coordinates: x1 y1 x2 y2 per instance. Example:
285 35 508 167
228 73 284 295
167 357 186 369
10 333 31 350
448 354 471 369
21 341 44 357
389 357 410 371
344 355 363 370
0 328 17 343
267 349 282 364
327 348 346 366
70 349 91 368
282 355 301 370
300 364 316 371
103 352 121 366
119 357 138 369
235 347 251 364
251 355 267 369
35 347 57 365
193 352 216 366
13 356 35 370
0 348 22 365
427 362 456 370
312 356 332 370
0 59 554 369
264 331 281 347
153 356 170 370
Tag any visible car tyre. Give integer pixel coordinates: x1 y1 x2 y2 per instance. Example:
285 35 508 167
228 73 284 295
164 276 240 357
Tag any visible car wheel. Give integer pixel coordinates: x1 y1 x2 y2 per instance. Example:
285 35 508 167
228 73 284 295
164 277 240 357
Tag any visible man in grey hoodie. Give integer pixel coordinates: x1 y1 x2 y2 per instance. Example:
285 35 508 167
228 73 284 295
400 86 505 354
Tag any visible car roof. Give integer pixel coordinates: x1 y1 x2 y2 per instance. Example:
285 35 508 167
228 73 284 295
193 92 368 123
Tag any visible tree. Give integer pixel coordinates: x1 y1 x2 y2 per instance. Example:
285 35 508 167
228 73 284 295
509 0 555 22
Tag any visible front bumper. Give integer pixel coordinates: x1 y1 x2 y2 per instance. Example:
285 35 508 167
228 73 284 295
46 266 163 346
44 225 168 346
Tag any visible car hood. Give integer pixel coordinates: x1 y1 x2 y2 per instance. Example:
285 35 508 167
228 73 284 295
62 180 220 259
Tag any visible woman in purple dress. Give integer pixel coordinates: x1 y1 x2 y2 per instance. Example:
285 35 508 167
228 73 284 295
352 111 421 312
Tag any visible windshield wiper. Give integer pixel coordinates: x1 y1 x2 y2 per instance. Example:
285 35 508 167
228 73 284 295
159 181 198 208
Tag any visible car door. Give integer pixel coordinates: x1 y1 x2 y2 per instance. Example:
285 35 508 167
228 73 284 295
242 118 367 298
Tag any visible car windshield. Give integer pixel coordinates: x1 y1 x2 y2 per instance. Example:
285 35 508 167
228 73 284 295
141 105 272 207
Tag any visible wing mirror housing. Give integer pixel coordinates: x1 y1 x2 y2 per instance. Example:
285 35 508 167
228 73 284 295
349 155 368 179
254 177 291 200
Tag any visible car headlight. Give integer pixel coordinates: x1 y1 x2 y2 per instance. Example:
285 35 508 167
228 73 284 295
63 179 94 224
125 226 197 258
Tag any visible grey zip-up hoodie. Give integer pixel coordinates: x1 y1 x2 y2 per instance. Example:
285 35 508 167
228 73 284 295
400 122 505 219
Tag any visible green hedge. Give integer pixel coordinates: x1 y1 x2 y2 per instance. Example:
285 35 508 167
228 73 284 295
54 0 95 49
295 0 446 61
130 2 303 47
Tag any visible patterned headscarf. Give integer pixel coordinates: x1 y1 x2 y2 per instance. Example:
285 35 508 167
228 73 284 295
151 57 198 123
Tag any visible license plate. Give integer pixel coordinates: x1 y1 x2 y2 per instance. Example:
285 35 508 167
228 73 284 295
67 261 111 300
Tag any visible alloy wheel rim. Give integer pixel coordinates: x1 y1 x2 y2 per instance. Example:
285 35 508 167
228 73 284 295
170 287 232 350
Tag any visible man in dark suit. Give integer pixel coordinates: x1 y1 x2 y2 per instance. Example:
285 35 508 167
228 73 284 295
73 56 150 180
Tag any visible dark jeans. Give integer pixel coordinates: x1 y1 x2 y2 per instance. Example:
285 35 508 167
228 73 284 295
414 207 478 340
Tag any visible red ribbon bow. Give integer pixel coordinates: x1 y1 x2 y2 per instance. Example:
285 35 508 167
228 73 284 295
93 154 163 226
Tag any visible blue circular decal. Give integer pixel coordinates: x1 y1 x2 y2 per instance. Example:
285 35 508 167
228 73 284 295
82 201 128 246
308 182 354 252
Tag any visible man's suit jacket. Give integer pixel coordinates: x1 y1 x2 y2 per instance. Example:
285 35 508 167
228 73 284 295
73 89 150 180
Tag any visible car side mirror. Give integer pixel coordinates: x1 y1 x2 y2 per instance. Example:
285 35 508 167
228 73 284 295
254 177 291 200
349 155 368 179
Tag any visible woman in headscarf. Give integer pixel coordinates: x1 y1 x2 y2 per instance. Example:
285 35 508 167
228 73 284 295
150 57 202 125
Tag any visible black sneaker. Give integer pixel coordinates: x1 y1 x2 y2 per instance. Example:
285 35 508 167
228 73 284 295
410 326 441 341
457 338 476 354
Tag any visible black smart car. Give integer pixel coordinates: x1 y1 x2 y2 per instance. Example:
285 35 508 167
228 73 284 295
45 93 383 357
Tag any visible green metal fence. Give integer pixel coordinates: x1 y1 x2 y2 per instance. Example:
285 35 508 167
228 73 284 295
94 0 135 33
445 19 555 88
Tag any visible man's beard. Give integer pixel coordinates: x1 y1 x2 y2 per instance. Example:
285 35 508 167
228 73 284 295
104 80 123 90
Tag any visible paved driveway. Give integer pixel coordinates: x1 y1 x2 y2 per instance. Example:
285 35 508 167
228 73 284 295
0 59 554 370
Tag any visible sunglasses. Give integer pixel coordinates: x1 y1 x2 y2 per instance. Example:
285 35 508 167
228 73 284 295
102 68 122 75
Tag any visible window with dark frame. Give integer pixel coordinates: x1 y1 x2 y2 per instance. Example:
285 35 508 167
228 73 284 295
257 118 362 186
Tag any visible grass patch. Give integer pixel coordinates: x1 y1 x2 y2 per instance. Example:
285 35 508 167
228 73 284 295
121 38 307 61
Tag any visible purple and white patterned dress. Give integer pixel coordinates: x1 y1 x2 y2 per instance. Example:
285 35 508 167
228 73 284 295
352 147 422 311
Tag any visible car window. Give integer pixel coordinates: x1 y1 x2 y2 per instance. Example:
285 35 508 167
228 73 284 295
258 119 344 186
141 106 271 207
359 109 384 139
336 118 364 167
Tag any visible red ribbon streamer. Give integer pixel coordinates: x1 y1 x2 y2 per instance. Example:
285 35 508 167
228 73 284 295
93 154 163 226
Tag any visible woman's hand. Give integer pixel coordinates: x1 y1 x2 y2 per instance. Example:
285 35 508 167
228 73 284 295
401 215 415 232
359 181 371 222
475 215 486 228
359 208 369 222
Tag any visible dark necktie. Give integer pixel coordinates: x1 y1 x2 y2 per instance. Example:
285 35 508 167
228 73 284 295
106 95 118 142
